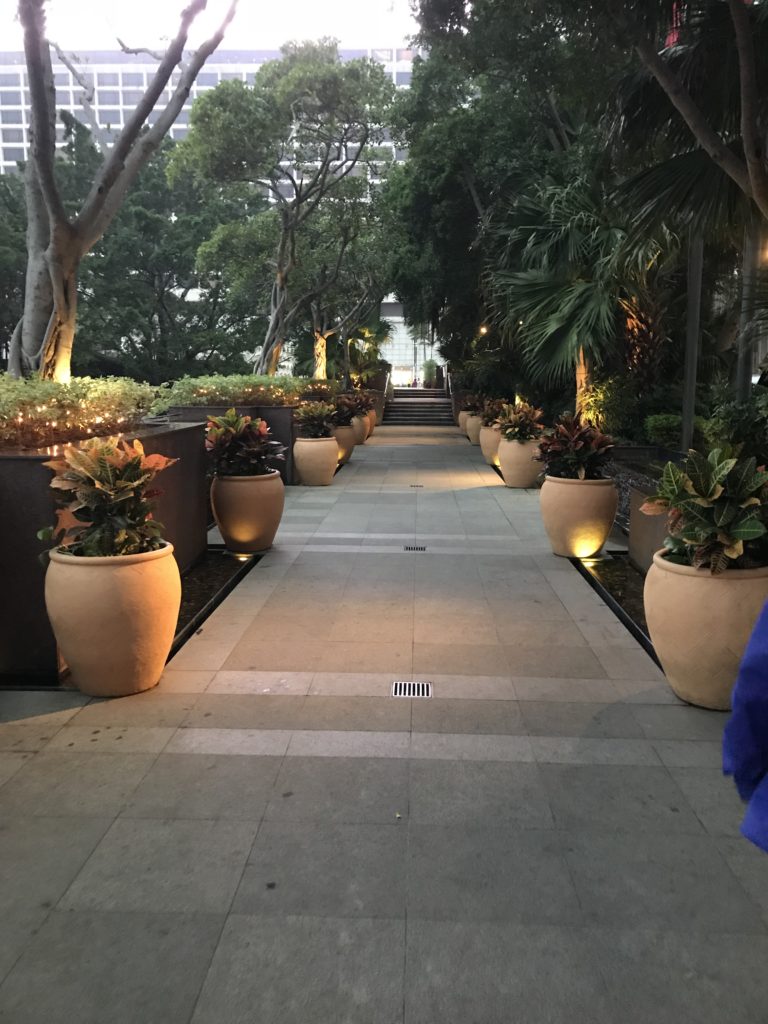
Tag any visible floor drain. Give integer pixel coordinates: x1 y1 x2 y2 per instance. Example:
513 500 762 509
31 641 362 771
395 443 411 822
410 484 423 488
404 545 427 552
392 681 432 698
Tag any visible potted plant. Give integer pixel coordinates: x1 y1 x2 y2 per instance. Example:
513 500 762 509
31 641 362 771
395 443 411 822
464 394 484 445
458 393 482 435
206 409 287 554
641 449 768 709
496 401 545 487
293 402 339 485
333 395 358 464
349 392 374 444
37 437 180 697
536 415 617 558
479 399 507 466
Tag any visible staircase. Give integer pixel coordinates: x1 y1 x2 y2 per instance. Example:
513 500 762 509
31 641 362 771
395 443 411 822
383 388 455 426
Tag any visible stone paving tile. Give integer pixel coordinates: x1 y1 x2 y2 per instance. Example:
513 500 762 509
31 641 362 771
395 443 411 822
121 754 283 820
531 736 661 766
157 669 216 693
404 921 613 1024
286 730 411 759
0 910 225 1024
69 693 198 728
234 822 407 918
0 723 59 753
668 767 745 837
0 752 156 817
717 838 768 916
165 728 292 757
411 697 525 735
0 751 30 785
0 690 87 724
631 704 728 741
184 694 307 730
307 672 396 697
60 818 257 913
207 670 314 695
191 914 405 1024
651 739 724 768
43 725 175 753
519 700 644 738
503 644 608 679
264 756 409 824
511 675 621 702
409 733 534 762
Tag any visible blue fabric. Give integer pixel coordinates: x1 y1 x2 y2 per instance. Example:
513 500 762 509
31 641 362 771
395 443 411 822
723 600 768 853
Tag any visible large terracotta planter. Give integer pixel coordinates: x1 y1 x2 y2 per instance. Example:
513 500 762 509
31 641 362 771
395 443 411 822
644 551 768 710
498 438 541 488
479 426 501 466
366 410 376 435
539 475 618 558
211 470 285 554
44 543 181 698
458 410 470 433
293 437 338 486
351 415 369 445
334 425 356 465
466 414 483 445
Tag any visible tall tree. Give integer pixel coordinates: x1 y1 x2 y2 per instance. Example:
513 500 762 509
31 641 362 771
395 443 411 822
12 0 237 381
174 39 394 374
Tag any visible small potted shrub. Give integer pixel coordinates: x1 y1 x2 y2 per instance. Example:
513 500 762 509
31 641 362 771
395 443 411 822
536 415 617 558
641 449 768 709
349 392 375 444
38 438 180 697
479 399 507 466
464 394 484 445
206 409 287 554
333 395 358 464
496 401 545 487
293 402 339 485
458 393 482 436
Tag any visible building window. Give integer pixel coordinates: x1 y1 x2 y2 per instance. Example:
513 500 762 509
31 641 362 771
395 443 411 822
196 73 218 86
373 48 393 62
0 92 22 106
0 74 20 87
99 109 122 124
96 89 120 105
55 90 71 105
122 73 143 86
397 48 415 61
0 110 22 124
98 72 119 85
395 71 412 86
3 147 24 163
122 90 144 104
1 128 23 142
172 126 188 140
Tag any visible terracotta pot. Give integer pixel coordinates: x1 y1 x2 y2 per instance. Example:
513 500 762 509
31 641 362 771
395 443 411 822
479 425 501 466
211 470 284 554
366 409 376 435
539 475 617 558
466 414 483 445
351 415 369 445
44 542 181 698
498 438 541 488
293 437 338 485
334 425 356 464
644 551 768 710
458 410 470 433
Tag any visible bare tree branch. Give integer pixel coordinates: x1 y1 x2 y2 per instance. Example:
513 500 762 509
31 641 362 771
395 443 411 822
116 38 166 62
48 40 111 152
728 0 768 215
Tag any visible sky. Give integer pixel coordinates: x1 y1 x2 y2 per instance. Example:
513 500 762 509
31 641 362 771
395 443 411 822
0 0 419 50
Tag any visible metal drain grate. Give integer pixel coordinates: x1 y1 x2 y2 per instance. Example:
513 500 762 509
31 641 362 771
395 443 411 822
404 545 427 552
392 681 432 698
410 484 424 488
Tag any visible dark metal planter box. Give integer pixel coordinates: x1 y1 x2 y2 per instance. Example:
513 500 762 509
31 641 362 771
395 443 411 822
0 422 207 687
167 405 296 484
628 484 667 573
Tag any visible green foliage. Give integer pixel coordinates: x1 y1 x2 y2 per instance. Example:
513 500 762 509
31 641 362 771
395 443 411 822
0 173 25 365
703 389 768 465
0 375 154 450
641 449 768 574
205 409 286 477
294 401 336 438
643 413 707 449
152 375 309 413
496 402 545 443
38 437 176 557
480 398 508 427
333 395 358 427
536 415 614 479
460 393 484 413
422 359 438 387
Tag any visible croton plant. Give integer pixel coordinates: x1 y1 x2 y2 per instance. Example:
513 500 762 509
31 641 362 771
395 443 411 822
536 415 614 480
496 401 545 443
205 408 286 477
641 449 768 574
38 437 177 557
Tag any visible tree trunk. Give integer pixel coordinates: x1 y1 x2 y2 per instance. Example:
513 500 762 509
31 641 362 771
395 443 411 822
736 220 760 401
17 160 53 375
267 341 283 375
40 255 79 382
575 347 591 413
682 232 704 450
313 330 328 380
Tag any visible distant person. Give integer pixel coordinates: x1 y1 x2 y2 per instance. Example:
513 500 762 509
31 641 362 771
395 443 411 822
411 378 418 388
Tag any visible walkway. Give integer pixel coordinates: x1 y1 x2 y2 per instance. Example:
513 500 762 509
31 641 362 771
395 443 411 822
0 426 765 1023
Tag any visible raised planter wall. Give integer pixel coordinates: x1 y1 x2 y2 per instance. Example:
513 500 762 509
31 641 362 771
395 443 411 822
167 405 296 484
628 485 668 573
0 422 206 687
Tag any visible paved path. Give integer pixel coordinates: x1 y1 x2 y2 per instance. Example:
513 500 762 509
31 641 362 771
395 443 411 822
0 425 766 1023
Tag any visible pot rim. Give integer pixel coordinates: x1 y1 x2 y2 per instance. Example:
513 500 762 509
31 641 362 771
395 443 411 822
214 469 282 481
543 474 615 487
651 549 768 579
498 436 539 446
295 435 337 443
49 539 175 566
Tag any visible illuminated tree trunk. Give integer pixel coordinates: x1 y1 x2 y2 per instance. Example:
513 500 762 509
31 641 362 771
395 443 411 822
575 347 591 413
313 330 329 380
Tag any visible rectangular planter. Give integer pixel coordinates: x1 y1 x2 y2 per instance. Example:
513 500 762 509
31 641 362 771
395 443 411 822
0 422 207 687
167 405 296 484
628 484 667 573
